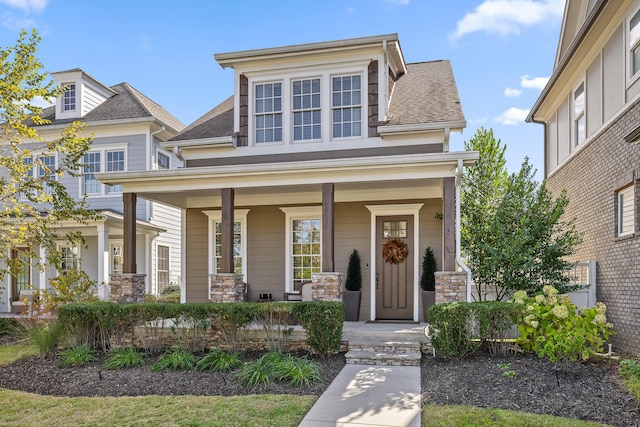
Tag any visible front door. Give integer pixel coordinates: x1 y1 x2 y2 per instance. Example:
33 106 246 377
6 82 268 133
376 216 414 320
10 248 30 301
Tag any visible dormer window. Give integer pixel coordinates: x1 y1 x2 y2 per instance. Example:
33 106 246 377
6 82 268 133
63 83 76 111
332 75 362 138
255 82 282 143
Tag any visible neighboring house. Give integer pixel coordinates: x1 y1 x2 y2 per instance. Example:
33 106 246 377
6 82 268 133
528 0 640 353
101 34 477 322
1 69 185 312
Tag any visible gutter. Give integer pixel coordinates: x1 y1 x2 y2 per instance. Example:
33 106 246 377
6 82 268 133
378 120 466 135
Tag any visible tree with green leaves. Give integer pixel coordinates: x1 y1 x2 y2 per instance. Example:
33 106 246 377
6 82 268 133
0 29 96 279
420 247 436 291
345 249 362 291
461 127 581 301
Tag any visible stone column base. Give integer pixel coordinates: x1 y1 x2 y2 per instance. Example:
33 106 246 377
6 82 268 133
435 271 467 303
210 273 245 302
310 272 343 302
110 274 146 303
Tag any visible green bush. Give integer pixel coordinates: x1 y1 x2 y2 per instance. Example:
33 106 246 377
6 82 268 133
151 347 197 371
292 302 343 357
273 354 322 386
237 352 285 388
514 286 613 362
58 345 97 368
420 247 437 291
18 318 66 358
104 347 146 370
37 269 99 311
345 249 362 291
0 318 21 337
195 348 242 372
428 301 521 359
210 302 259 352
620 357 640 404
256 302 294 352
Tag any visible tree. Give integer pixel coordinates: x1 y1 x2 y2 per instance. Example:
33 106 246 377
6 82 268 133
345 249 362 291
420 247 436 291
0 29 96 280
461 127 581 301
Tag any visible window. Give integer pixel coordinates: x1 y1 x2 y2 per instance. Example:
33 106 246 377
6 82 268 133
106 150 124 193
157 152 170 169
573 82 585 146
111 243 123 274
293 78 321 141
332 75 362 138
83 152 101 194
63 83 76 111
157 245 170 293
255 82 282 143
60 246 79 273
383 220 407 238
38 155 56 195
203 209 250 280
280 206 322 293
631 10 640 76
618 185 635 236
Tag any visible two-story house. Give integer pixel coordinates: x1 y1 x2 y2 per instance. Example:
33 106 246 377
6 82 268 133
101 34 477 322
528 0 640 353
1 69 185 313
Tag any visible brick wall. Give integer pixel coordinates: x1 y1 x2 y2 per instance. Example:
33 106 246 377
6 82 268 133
547 98 640 354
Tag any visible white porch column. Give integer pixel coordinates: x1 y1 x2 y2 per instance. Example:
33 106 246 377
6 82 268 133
97 223 110 300
38 246 46 291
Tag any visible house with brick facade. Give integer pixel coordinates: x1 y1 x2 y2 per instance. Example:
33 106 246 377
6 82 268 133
528 0 640 353
100 34 477 322
1 69 185 313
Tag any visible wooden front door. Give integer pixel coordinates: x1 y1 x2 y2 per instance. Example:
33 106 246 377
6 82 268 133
376 216 414 320
10 248 30 301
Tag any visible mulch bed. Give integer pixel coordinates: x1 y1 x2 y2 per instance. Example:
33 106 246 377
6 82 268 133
422 352 640 427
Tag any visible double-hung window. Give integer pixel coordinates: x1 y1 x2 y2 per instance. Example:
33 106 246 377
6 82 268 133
631 10 640 77
573 82 585 146
618 185 636 237
59 245 79 273
332 75 362 138
157 151 170 169
38 155 56 195
63 83 76 111
280 207 322 293
293 78 321 141
157 245 170 293
255 82 282 143
83 152 101 195
106 150 124 193
204 209 249 280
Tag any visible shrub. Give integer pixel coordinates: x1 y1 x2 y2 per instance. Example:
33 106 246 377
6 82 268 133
514 286 613 362
18 318 66 358
292 302 343 357
273 354 322 386
210 302 258 352
104 347 146 370
196 348 242 372
151 347 197 371
256 302 294 352
58 345 97 368
37 269 99 311
0 318 21 337
420 247 437 291
237 352 288 389
345 249 362 291
619 357 640 404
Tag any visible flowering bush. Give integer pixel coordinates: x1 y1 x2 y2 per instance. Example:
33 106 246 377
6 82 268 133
514 286 613 362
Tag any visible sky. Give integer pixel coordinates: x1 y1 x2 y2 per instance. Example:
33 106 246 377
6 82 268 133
0 0 566 176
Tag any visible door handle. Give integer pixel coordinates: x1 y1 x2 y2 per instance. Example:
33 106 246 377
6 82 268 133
376 272 379 289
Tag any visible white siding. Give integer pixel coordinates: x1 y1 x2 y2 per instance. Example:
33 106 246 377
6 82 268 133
586 53 602 137
81 83 108 116
151 202 182 293
557 98 570 162
603 25 624 121
548 113 558 172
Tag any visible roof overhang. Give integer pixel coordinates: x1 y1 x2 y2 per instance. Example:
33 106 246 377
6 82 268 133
378 120 467 136
161 136 234 151
33 117 182 137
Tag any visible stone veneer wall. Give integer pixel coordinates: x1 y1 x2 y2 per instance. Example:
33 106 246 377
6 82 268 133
110 274 146 303
435 271 467 303
310 272 343 302
546 98 640 354
209 274 246 302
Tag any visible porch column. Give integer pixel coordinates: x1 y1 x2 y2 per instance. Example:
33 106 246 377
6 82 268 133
97 223 109 300
123 192 137 274
221 188 235 274
443 177 455 271
322 183 335 272
38 245 46 291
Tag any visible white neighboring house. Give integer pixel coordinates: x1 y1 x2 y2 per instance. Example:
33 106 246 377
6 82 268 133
1 68 185 312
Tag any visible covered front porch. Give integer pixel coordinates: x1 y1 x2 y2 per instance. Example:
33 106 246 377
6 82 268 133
99 152 475 321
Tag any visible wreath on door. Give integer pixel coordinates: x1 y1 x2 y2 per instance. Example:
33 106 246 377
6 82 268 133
382 238 409 264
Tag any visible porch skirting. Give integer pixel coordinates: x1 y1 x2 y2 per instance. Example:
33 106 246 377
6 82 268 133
310 272 343 302
110 274 146 303
209 273 245 302
435 271 467 303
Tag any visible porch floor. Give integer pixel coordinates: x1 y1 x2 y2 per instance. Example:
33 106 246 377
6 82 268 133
342 321 429 345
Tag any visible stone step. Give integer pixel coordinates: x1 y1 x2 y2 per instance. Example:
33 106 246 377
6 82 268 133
345 349 422 366
348 341 421 353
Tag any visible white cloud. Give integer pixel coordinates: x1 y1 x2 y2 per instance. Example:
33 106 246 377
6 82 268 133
453 0 564 39
520 74 549 90
469 117 488 124
0 0 49 13
495 107 530 125
2 12 36 30
504 87 522 97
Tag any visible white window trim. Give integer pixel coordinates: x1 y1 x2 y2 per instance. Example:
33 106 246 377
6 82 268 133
331 73 364 141
253 81 284 146
247 63 368 147
62 82 77 112
629 7 640 83
109 241 123 275
56 242 81 273
156 148 171 170
572 81 586 147
79 144 128 198
279 206 322 294
292 76 323 143
203 209 250 282
618 184 636 237
156 243 171 293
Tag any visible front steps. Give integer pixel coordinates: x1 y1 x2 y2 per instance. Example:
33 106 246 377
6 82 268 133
345 339 423 366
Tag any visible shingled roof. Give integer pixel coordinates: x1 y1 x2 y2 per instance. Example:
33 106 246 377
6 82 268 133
171 59 463 141
35 82 185 132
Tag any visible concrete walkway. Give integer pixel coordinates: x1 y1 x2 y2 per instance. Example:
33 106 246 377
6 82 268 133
298 363 421 427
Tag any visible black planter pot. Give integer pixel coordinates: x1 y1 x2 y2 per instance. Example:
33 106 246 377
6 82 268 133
422 290 436 322
344 290 362 321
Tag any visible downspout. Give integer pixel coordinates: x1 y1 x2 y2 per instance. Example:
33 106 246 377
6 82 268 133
455 159 472 302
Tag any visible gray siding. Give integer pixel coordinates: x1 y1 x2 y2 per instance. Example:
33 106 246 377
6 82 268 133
152 202 182 290
185 209 209 302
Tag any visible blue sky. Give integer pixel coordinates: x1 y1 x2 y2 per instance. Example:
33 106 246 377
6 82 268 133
0 0 565 176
